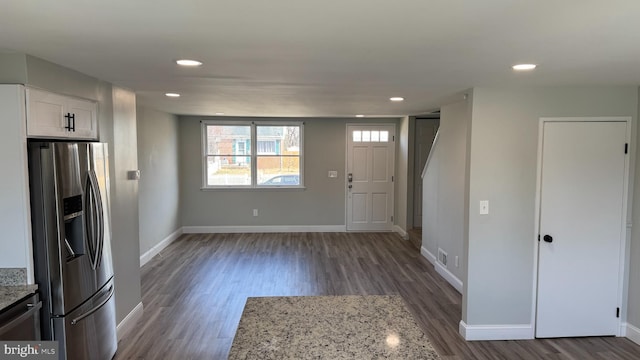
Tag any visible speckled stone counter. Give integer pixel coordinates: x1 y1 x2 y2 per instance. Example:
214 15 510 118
228 295 441 360
0 285 38 311
0 268 38 311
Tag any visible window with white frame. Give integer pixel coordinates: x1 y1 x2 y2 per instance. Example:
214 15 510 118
202 121 304 188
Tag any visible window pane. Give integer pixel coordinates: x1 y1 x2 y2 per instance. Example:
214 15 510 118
371 131 380 142
257 126 300 155
257 156 300 185
380 131 389 142
362 131 371 142
353 131 361 142
206 156 251 186
206 125 251 156
257 140 276 154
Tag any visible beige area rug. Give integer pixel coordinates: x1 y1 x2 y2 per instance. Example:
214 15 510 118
228 295 441 360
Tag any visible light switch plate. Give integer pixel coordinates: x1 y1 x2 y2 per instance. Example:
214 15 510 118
479 200 489 215
127 170 141 180
328 170 338 178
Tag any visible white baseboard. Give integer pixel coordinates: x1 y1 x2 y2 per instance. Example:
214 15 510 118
435 261 463 294
619 322 627 337
626 322 640 345
139 227 183 267
459 320 534 341
117 302 144 341
393 225 409 240
182 225 347 233
420 246 436 265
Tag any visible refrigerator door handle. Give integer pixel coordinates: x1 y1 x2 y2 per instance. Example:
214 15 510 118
70 284 114 325
84 173 98 269
89 169 105 268
85 169 104 269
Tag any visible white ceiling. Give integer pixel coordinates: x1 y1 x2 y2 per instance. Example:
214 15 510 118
1 1 639 117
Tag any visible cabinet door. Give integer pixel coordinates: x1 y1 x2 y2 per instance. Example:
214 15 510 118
67 97 98 139
26 88 67 138
26 88 98 140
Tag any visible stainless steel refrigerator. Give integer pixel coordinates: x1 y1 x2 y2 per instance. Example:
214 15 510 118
28 141 117 360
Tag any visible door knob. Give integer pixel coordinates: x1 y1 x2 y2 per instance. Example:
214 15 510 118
543 235 553 243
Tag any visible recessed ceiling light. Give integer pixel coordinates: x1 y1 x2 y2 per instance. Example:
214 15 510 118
165 93 180 97
390 97 404 102
355 114 364 118
176 59 203 67
215 112 225 115
512 64 537 71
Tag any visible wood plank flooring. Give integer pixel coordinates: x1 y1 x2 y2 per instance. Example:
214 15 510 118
114 232 640 359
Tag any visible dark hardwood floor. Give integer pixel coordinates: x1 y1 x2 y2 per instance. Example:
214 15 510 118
114 232 640 359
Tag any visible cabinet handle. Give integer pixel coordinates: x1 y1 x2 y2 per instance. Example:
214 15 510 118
64 113 76 132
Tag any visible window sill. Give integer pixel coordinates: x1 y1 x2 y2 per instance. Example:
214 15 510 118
200 186 306 192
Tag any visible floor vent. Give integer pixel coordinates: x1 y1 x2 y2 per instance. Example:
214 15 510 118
438 248 448 266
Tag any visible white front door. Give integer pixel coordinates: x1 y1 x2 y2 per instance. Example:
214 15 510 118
536 120 628 338
346 124 395 231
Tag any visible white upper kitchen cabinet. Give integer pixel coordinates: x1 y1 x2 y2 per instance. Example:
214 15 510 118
26 87 98 140
0 84 34 283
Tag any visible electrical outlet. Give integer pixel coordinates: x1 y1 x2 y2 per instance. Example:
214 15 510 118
253 209 258 217
328 170 338 178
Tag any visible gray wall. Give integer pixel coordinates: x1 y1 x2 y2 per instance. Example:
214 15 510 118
422 98 470 283
0 54 142 324
179 116 399 227
137 105 181 254
464 86 638 327
0 53 27 83
110 87 141 322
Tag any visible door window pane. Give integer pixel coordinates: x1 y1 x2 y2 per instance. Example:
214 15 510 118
362 131 371 142
371 131 380 142
380 131 389 142
353 131 362 142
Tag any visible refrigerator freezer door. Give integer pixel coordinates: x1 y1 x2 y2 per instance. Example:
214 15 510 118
53 279 117 360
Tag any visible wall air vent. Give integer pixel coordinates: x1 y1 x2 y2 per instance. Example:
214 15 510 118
438 248 448 266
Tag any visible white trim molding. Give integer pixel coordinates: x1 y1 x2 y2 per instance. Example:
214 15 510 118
420 246 464 293
117 302 144 341
140 227 183 267
459 321 534 341
420 246 436 265
182 225 347 234
393 225 409 240
626 322 640 345
435 262 463 294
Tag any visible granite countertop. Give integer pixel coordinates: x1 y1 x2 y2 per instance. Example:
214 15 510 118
228 295 441 359
0 268 38 311
0 284 39 311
